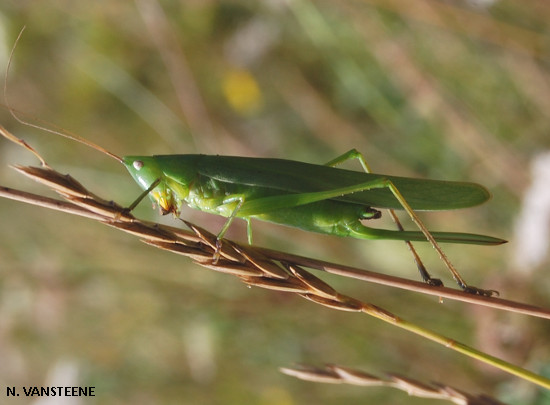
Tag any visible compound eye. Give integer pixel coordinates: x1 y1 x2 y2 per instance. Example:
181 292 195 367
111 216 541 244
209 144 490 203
133 160 144 170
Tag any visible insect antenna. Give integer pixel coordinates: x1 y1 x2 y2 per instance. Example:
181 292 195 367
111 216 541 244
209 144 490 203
3 26 124 165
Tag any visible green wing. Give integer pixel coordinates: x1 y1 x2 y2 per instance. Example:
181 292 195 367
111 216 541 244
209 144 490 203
157 155 491 211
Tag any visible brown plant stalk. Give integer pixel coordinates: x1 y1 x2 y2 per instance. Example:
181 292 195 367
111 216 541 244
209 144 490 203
280 364 507 405
1 124 549 390
1 166 548 319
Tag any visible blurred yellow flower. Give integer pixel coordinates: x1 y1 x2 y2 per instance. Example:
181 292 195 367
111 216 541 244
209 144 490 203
222 69 263 114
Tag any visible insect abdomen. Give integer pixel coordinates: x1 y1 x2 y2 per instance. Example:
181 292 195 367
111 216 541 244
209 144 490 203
254 199 366 237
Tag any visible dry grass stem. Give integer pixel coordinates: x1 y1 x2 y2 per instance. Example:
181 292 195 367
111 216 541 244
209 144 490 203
2 161 550 320
1 124 549 389
280 364 507 405
3 165 550 388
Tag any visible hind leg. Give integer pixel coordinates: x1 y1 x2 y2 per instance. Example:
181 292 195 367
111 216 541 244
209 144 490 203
325 149 442 287
325 150 496 296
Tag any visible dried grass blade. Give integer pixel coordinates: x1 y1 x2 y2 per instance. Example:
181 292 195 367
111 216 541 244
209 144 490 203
181 220 244 262
300 293 363 312
279 365 343 384
103 221 182 243
0 124 48 166
282 364 506 404
234 245 289 279
287 263 338 299
142 239 212 262
388 374 446 399
329 365 382 386
12 165 93 199
197 260 265 277
240 275 311 293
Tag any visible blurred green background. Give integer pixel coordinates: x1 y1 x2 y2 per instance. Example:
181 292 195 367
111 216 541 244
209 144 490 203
0 1 549 404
